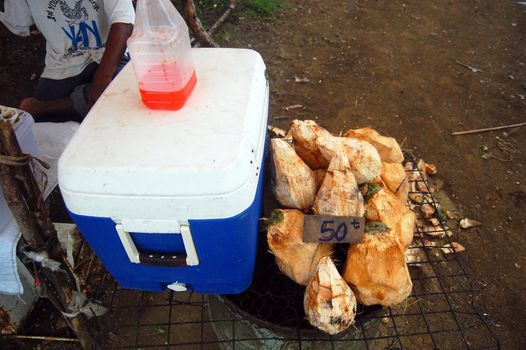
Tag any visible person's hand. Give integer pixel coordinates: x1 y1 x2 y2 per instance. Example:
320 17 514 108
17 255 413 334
87 74 112 107
19 97 42 117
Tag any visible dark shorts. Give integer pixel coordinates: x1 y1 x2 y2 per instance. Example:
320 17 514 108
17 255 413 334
34 55 130 122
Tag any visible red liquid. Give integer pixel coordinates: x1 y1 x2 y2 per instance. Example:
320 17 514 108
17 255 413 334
139 70 197 110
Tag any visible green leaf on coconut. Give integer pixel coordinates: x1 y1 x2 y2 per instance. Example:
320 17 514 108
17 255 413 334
259 209 285 228
364 183 381 202
364 221 390 233
437 207 447 225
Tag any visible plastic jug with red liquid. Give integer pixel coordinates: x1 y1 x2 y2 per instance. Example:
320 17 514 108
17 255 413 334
127 0 196 110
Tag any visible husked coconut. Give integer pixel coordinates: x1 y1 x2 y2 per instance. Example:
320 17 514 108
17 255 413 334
343 127 404 163
377 162 409 205
365 188 414 250
380 162 406 194
396 210 416 249
267 209 333 285
313 169 327 192
271 138 317 210
365 187 404 227
394 175 410 205
316 135 382 184
290 120 332 169
343 232 413 306
312 148 365 217
304 256 357 335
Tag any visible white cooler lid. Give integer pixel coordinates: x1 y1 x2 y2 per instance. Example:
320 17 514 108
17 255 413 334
59 48 268 222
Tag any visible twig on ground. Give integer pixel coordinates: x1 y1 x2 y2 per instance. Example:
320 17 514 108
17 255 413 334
5 335 80 342
505 126 522 136
400 136 408 148
496 137 519 156
451 122 526 136
283 104 303 111
455 60 482 73
488 153 513 162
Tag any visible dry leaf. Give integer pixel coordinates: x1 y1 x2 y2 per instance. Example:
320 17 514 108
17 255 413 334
268 125 287 138
405 247 425 267
294 76 310 83
459 218 482 229
423 226 446 239
423 239 437 247
441 242 465 254
425 163 437 175
421 203 435 218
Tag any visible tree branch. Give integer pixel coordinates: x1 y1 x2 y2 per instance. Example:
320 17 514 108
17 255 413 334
182 0 219 47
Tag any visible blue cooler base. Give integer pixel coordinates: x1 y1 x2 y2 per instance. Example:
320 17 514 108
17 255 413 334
68 174 264 294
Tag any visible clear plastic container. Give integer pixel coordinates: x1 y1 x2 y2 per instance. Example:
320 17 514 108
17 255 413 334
127 0 197 110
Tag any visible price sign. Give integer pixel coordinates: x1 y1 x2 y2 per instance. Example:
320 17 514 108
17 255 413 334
303 215 365 244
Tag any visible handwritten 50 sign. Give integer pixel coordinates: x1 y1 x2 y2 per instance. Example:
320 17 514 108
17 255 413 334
303 216 365 244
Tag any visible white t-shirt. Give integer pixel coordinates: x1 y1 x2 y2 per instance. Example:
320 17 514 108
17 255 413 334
0 0 135 79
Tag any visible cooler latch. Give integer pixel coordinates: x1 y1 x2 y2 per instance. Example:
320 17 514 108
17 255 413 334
115 223 199 267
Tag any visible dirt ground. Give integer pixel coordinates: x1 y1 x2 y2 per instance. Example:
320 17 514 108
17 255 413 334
220 1 526 348
1 0 525 349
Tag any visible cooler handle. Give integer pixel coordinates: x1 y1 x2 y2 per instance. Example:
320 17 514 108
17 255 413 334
115 224 199 267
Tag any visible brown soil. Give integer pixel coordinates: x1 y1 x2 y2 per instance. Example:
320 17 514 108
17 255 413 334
222 1 525 349
1 1 525 349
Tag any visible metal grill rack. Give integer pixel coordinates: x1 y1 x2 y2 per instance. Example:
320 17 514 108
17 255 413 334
2 153 501 349
92 152 500 350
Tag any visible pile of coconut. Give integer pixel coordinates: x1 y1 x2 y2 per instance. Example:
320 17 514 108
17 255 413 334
267 120 416 335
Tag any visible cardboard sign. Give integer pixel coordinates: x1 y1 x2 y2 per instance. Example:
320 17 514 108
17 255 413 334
303 215 365 244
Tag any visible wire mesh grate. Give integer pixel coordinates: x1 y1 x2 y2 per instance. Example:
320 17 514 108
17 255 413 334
1 152 501 349
91 152 500 350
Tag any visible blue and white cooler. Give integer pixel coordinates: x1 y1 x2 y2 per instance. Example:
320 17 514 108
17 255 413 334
58 48 269 294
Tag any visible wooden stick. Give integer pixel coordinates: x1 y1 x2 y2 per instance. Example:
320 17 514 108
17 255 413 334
0 121 97 350
5 335 80 342
451 122 526 136
0 125 55 241
0 134 44 252
182 0 219 47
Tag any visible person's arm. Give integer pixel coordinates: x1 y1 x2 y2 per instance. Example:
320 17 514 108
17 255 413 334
87 22 132 107
0 0 33 41
0 21 12 39
0 0 11 39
